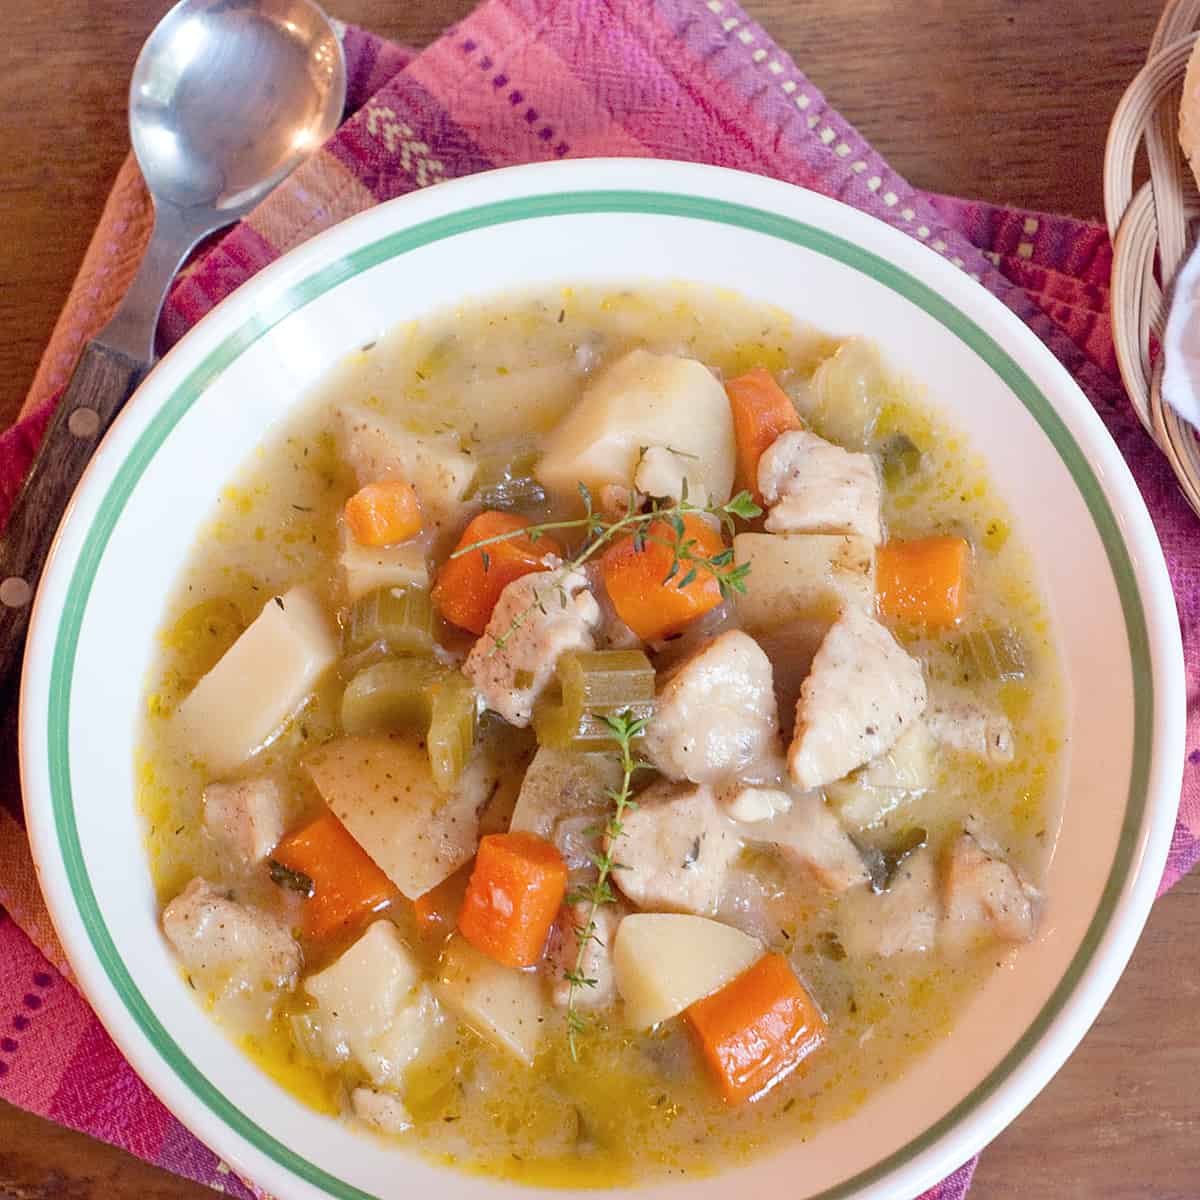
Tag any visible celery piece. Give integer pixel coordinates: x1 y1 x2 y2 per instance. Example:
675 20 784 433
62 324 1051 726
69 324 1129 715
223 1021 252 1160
427 672 478 789
949 627 1028 682
341 657 444 735
345 587 435 655
532 649 654 750
559 649 655 712
560 705 654 752
531 680 585 751
465 443 546 511
880 433 922 487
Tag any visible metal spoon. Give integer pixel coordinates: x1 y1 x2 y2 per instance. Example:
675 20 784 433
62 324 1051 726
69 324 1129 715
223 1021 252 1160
0 0 345 683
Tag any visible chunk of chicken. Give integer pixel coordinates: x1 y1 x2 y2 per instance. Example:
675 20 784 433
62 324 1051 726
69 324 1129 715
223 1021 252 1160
739 792 868 893
758 429 882 543
546 901 621 1009
634 445 709 506
609 780 737 916
463 567 601 727
942 830 1039 945
351 1087 412 1135
788 606 927 790
840 845 940 957
719 784 793 823
202 778 284 864
926 702 1015 765
644 630 782 786
162 878 300 990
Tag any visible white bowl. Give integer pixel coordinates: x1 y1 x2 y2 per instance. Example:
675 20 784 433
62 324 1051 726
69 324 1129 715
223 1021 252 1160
20 159 1185 1200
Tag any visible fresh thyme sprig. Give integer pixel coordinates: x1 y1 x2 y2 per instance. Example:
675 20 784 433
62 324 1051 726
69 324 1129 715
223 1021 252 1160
563 709 649 1059
454 483 762 654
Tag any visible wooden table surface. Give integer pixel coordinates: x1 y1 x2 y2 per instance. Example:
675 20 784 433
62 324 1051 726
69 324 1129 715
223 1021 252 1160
2 1 1197 1197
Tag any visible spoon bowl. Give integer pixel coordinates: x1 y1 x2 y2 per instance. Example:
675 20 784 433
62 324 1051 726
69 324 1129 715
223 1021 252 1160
130 0 344 213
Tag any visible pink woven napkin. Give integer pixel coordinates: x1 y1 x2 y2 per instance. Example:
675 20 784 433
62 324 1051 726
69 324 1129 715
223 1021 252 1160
1 2 1196 1197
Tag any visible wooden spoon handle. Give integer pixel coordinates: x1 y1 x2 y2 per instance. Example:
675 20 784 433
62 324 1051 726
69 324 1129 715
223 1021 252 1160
0 341 147 688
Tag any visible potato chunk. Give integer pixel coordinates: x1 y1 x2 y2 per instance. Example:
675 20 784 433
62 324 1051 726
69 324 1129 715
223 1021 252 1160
305 735 490 899
436 935 547 1065
176 586 337 773
336 403 475 539
338 519 429 602
537 350 735 505
613 913 762 1029
733 533 875 635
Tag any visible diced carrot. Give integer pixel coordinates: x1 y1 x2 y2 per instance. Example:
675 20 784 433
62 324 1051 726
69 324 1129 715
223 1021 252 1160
600 514 725 642
272 811 398 943
413 863 472 938
344 480 423 547
457 832 568 967
725 368 805 503
685 953 826 1105
876 535 969 627
432 511 563 636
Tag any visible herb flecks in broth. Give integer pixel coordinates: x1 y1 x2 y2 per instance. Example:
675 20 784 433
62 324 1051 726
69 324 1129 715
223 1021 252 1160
563 709 650 1058
139 283 1065 1187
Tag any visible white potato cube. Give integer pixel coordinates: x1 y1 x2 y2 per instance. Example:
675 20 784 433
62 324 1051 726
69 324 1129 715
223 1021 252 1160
338 519 429 602
177 586 337 773
305 921 420 1048
827 721 935 831
305 921 445 1087
612 913 762 1029
509 747 622 838
537 350 735 505
305 736 490 899
733 533 875 634
336 402 476 537
436 935 546 1065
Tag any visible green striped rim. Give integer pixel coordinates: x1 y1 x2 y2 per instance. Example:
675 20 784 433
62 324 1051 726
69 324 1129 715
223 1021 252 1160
47 191 1151 1199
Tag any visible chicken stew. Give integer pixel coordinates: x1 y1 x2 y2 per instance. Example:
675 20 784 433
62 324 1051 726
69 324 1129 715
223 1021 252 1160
141 284 1064 1185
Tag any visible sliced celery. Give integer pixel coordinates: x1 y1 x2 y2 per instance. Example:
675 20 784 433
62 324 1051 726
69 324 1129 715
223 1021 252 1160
535 652 657 744
465 442 546 511
880 433 922 487
341 657 444 735
427 672 478 789
949 627 1028 682
531 679 584 750
557 705 654 752
345 587 435 655
533 649 654 751
560 649 655 711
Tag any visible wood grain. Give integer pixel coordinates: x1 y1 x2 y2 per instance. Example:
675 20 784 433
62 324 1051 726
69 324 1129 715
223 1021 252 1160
1 1 1195 1198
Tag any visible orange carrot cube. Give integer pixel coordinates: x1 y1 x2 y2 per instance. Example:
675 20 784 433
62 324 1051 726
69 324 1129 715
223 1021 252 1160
685 953 825 1105
457 832 568 967
432 511 563 636
600 514 725 642
344 480 423 547
726 368 805 503
272 810 398 944
876 535 969 626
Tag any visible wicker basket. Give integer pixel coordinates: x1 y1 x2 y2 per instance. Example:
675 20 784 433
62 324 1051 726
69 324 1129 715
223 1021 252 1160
1105 0 1200 515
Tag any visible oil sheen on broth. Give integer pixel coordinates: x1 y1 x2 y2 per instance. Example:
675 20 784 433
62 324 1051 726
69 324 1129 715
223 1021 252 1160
139 284 1064 1186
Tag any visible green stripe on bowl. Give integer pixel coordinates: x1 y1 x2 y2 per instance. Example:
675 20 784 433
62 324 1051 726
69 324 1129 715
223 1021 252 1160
47 191 1152 1200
